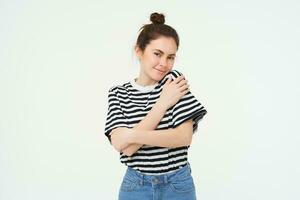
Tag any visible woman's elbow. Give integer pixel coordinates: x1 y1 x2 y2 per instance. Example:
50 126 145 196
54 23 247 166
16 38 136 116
183 133 193 146
122 149 134 157
171 132 192 147
176 120 194 147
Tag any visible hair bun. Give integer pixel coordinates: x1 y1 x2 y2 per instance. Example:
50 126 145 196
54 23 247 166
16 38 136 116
150 12 165 25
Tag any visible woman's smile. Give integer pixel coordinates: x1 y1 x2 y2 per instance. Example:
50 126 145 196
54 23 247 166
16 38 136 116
155 68 166 74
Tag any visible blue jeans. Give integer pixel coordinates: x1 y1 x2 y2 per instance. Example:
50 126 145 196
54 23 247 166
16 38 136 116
118 163 197 200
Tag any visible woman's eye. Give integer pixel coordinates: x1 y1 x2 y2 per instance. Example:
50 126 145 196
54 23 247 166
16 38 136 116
168 57 175 60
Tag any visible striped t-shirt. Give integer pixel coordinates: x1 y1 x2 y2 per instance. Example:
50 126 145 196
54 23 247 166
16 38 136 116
104 69 207 175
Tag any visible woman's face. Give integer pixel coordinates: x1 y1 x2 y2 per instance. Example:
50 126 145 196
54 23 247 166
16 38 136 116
135 36 177 83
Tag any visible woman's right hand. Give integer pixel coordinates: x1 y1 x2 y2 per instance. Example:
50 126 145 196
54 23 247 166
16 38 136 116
157 75 190 110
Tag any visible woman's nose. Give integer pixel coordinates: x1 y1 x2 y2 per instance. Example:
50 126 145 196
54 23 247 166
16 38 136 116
159 58 167 66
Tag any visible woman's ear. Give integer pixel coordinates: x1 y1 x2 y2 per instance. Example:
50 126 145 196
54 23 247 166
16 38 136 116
134 45 142 60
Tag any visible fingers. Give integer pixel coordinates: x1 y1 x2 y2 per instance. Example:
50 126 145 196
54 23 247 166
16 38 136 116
175 76 189 92
179 83 190 93
177 79 188 87
172 75 185 84
168 75 189 94
165 75 186 86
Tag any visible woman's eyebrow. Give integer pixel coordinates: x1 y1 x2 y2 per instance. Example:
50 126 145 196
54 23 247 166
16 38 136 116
153 49 176 56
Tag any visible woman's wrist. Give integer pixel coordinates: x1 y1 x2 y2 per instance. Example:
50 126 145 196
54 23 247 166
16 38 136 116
153 100 168 113
128 102 168 144
128 129 138 144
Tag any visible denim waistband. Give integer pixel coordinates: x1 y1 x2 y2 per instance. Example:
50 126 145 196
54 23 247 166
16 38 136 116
124 163 192 185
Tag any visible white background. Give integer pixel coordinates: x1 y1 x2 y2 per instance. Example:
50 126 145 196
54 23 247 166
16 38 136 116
1 0 299 199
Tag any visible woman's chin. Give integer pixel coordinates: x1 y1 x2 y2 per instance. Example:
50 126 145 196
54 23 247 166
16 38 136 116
152 73 165 81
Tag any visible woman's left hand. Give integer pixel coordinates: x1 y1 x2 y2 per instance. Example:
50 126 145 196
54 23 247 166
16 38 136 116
111 127 134 153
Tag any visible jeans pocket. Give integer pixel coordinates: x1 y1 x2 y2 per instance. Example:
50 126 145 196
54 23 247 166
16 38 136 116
120 176 138 192
169 173 195 193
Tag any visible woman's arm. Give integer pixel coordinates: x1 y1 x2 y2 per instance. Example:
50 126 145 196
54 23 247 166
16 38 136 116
110 75 189 155
120 101 167 156
131 119 193 147
111 119 193 152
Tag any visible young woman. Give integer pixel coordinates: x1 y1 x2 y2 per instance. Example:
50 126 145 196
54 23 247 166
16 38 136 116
104 12 207 200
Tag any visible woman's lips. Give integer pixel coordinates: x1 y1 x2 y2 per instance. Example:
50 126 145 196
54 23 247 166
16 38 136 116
155 69 165 74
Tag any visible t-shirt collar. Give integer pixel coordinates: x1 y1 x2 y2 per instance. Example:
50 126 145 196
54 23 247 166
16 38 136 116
130 78 159 92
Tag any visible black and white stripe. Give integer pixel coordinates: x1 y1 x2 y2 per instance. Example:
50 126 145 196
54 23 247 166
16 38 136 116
104 69 207 175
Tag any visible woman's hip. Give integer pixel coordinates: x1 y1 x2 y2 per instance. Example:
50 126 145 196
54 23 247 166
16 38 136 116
118 163 196 200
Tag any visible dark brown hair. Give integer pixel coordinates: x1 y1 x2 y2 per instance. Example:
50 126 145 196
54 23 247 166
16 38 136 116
136 12 180 52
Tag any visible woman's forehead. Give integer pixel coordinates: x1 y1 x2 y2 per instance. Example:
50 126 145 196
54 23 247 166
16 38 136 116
147 38 177 54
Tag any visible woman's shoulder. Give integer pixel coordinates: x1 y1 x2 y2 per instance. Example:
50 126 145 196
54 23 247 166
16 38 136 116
170 69 184 77
108 81 131 94
163 69 184 81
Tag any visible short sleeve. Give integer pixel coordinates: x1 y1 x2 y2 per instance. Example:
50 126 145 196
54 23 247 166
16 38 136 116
104 86 129 144
171 70 207 133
